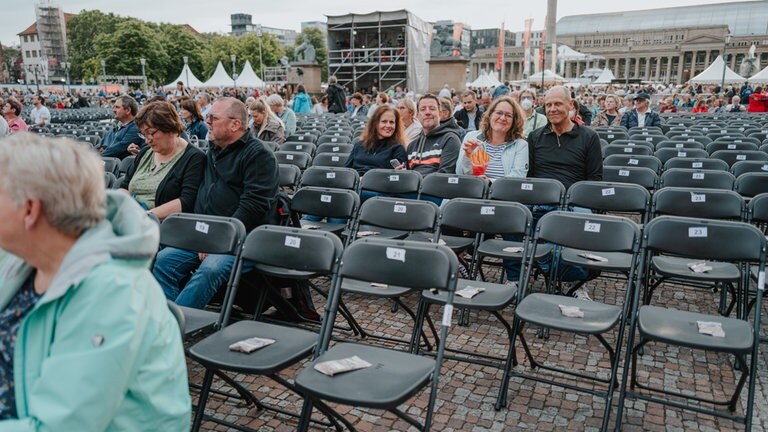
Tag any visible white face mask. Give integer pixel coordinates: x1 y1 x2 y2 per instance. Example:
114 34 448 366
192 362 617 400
568 110 575 118
520 99 533 110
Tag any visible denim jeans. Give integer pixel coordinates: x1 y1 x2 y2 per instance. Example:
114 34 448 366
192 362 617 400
503 205 593 283
152 247 253 309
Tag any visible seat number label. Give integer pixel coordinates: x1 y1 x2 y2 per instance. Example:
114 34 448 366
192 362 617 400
448 177 459 184
285 236 301 248
521 183 533 190
321 195 332 203
386 247 406 262
389 175 400 181
691 193 706 203
602 188 615 196
195 222 209 234
394 205 407 213
326 172 336 179
619 169 630 177
692 173 705 180
584 221 601 233
480 206 496 215
689 227 707 238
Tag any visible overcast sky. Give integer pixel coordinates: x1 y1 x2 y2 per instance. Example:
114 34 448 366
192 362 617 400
1 0 753 48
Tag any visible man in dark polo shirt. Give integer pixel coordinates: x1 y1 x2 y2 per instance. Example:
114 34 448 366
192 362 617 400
526 85 603 300
153 97 279 309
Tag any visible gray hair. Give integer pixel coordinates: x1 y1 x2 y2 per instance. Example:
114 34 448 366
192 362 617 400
328 75 337 85
398 98 416 116
266 94 285 107
0 133 106 236
196 92 210 103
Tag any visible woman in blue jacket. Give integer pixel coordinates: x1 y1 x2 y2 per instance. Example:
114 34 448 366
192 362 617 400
180 98 208 141
344 104 408 176
291 84 313 114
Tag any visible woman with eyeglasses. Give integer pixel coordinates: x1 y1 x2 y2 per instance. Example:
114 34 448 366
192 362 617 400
456 95 528 180
179 98 208 141
249 99 286 145
119 100 205 220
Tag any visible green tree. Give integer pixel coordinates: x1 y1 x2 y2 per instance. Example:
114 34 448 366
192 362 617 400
157 23 205 84
237 32 284 77
87 19 169 84
66 10 126 81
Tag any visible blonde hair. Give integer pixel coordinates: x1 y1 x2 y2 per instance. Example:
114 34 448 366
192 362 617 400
0 133 106 236
249 98 285 136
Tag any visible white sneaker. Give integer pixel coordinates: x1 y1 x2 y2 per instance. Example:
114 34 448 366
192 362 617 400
572 286 593 302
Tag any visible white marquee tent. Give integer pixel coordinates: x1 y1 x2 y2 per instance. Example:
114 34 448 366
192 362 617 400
470 70 501 88
689 55 746 85
749 64 768 84
201 61 236 88
528 69 566 85
237 60 266 88
593 68 616 85
163 64 205 89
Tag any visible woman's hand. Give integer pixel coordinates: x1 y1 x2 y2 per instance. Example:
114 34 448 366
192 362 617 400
463 139 480 157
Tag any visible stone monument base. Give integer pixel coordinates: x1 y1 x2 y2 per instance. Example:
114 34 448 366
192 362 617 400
428 58 469 94
293 63 323 94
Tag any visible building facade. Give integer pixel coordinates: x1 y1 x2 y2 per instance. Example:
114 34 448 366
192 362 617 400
469 0 768 84
17 10 74 86
230 13 298 47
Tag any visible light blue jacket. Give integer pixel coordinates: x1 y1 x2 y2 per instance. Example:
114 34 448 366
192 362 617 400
0 191 190 432
292 92 312 114
455 130 529 178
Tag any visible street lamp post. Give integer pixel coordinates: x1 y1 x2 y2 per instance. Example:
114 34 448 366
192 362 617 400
100 60 107 95
31 65 40 94
256 25 264 83
625 39 635 88
230 54 237 92
140 58 147 94
183 55 189 88
720 33 732 94
61 62 70 95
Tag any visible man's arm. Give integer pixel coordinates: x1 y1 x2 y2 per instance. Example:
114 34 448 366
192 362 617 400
584 132 604 181
232 145 280 231
102 124 144 159
436 134 461 173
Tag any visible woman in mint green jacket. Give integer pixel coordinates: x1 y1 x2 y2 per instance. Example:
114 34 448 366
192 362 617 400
0 133 190 431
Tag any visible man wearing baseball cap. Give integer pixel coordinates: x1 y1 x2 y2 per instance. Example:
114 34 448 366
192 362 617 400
620 92 661 128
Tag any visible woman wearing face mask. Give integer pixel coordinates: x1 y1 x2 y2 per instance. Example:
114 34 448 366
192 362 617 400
520 89 547 139
591 94 625 127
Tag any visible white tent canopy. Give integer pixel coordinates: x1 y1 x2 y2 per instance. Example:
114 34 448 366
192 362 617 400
689 55 746 85
470 70 501 88
201 61 236 88
749 64 768 84
237 60 266 88
593 68 616 85
164 64 205 89
528 69 566 84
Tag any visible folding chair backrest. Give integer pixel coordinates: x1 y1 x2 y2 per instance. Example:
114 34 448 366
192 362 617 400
655 140 706 151
603 154 662 173
166 300 186 340
748 193 768 224
566 181 650 214
731 160 768 178
645 216 765 262
241 225 343 274
359 168 422 195
316 143 354 154
299 166 359 190
278 164 301 188
311 152 349 167
489 177 565 207
102 157 121 175
652 187 744 220
440 198 532 236
664 157 729 172
707 141 759 154
659 168 736 190
281 142 317 155
536 211 640 253
159 213 246 255
602 166 658 190
275 151 312 169
603 144 653 157
419 173 487 199
711 150 768 167
735 172 768 198
357 196 439 232
654 148 709 163
290 187 360 219
612 139 655 150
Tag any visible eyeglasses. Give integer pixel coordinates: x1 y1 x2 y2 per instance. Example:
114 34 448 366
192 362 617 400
205 113 237 122
492 111 515 120
138 128 158 140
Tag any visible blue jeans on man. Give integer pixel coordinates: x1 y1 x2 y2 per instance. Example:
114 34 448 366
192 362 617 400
153 247 254 309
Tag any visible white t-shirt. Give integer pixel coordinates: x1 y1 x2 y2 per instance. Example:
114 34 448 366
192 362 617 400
466 112 477 132
30 106 51 125
637 111 647 127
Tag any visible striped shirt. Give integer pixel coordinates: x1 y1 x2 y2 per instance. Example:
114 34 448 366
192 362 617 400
484 143 507 180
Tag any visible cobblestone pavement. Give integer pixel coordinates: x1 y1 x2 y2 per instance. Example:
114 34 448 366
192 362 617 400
186 261 768 431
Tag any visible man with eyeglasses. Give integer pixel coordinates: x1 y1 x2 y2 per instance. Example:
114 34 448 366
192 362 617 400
526 85 603 301
153 97 280 309
99 95 144 159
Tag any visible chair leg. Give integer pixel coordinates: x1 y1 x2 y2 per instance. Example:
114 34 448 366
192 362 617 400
492 309 517 411
191 369 215 432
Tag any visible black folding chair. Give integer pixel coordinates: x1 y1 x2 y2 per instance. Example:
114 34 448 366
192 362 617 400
413 198 533 410
659 168 736 190
281 142 317 155
295 238 459 432
299 166 360 190
615 216 766 431
735 172 768 199
359 168 422 197
315 142 354 154
276 151 312 170
602 166 658 191
731 160 768 178
311 152 350 167
654 147 709 164
711 150 768 168
189 226 345 432
291 187 360 235
511 211 642 432
664 157 729 172
278 164 301 189
603 154 663 173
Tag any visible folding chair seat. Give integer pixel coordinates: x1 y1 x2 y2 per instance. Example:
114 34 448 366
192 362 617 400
281 142 317 155
511 211 642 432
190 226 345 432
291 187 360 235
615 217 766 430
711 150 768 168
260 140 278 152
664 157 729 172
655 140 706 151
707 141 759 154
101 156 121 176
654 147 708 164
602 166 658 191
659 168 736 190
275 150 312 170
294 237 459 432
603 144 653 158
735 172 768 199
413 198 533 410
311 152 349 167
603 154 663 173
406 173 487 249
278 164 302 189
317 134 352 145
315 142 354 154
299 166 359 190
